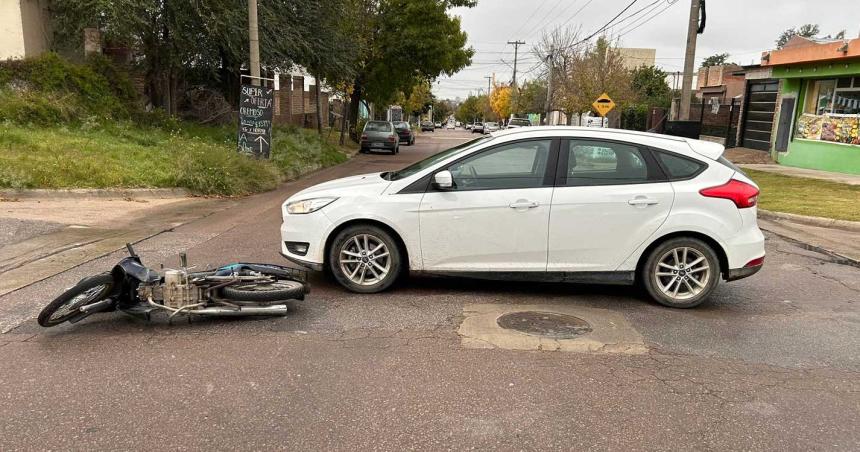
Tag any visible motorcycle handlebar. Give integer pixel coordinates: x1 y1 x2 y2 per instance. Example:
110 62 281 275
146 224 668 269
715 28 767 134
126 243 137 257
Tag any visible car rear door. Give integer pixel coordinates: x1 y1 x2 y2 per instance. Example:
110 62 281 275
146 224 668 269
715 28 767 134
419 138 559 271
547 138 673 272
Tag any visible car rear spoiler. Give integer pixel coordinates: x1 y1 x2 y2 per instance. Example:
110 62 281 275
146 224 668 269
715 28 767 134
685 139 724 161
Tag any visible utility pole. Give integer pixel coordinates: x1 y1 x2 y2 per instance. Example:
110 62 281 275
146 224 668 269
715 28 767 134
484 75 492 97
248 0 261 86
508 40 525 117
679 0 700 120
545 46 554 125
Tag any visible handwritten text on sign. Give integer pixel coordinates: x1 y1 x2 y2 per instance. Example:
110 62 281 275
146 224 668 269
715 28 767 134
238 85 274 158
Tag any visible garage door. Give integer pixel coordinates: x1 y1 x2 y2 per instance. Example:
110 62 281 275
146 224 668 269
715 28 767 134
741 80 779 151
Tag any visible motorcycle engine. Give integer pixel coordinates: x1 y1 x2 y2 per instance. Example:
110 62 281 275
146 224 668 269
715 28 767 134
163 270 200 309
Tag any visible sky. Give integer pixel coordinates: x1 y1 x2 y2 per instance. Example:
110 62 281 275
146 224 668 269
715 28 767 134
433 0 860 100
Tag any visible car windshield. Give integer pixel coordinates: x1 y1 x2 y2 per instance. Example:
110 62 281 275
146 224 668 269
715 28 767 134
384 135 493 181
365 121 391 132
394 122 409 129
509 119 530 126
486 122 498 127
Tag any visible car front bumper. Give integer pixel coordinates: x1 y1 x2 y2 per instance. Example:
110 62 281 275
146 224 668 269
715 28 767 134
280 211 332 271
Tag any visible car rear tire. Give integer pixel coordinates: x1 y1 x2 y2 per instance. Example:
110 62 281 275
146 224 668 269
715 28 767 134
641 237 720 308
329 225 402 294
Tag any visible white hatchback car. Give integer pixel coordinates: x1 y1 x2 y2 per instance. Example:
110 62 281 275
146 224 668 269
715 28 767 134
280 127 765 308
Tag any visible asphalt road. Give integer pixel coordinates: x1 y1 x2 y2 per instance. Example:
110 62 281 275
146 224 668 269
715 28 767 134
1 129 858 451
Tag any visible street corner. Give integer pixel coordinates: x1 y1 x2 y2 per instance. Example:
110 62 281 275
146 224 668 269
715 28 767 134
457 303 647 354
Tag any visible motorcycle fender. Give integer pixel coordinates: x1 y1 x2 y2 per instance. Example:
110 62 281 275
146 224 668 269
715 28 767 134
112 257 159 284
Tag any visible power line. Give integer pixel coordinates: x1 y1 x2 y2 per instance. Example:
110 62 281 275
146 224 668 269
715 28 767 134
556 0 642 51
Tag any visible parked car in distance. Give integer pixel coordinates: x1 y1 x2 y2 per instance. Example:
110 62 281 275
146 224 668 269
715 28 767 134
484 122 500 133
464 123 472 130
359 121 399 154
393 121 415 145
471 122 484 134
434 122 442 129
506 118 532 128
420 121 435 132
446 122 455 130
456 121 462 128
280 126 765 308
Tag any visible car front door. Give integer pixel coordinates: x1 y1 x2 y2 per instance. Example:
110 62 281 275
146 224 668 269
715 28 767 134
419 139 557 271
548 138 673 272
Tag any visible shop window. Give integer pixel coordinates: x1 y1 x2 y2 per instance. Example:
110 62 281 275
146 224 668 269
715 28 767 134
796 78 860 145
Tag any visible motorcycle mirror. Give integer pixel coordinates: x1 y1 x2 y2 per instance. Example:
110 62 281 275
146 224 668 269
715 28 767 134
126 243 137 257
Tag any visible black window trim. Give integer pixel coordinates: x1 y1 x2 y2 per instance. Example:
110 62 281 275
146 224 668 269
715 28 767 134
407 137 562 193
555 138 668 187
649 147 709 182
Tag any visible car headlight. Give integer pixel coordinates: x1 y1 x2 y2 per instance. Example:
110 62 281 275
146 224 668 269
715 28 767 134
285 197 338 215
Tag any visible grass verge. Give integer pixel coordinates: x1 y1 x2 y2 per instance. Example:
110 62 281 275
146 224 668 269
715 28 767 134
744 169 860 222
0 122 349 196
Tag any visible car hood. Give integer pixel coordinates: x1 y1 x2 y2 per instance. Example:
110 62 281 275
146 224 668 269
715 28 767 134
287 172 391 201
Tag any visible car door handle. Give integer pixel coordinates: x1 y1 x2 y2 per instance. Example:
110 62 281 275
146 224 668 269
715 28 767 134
627 197 659 206
509 200 539 209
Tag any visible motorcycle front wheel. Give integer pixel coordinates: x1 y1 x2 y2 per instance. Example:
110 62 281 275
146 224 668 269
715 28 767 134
37 273 114 327
220 279 306 303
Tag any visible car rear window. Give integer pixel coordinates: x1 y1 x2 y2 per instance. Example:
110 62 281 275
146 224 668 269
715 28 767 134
509 119 530 126
365 122 392 132
655 151 706 180
394 122 409 129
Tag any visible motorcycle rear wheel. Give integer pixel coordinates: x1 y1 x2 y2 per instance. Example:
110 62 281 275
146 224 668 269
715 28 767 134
37 273 114 327
221 279 305 303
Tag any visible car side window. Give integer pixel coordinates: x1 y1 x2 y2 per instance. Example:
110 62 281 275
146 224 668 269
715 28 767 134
655 151 706 180
565 140 654 186
448 140 552 190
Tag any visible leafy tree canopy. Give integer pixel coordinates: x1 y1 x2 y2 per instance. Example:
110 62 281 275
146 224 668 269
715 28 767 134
701 53 732 67
776 24 819 49
631 65 671 109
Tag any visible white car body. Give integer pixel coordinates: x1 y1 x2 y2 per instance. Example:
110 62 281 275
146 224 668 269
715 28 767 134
280 127 765 297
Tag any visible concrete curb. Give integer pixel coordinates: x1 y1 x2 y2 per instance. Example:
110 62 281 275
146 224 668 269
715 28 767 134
0 188 192 200
758 210 860 233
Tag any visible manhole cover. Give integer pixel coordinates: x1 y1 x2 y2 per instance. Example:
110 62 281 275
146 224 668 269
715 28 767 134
496 311 592 339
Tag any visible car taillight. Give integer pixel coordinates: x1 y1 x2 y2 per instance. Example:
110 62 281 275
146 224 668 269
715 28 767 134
387 136 396 142
699 179 759 208
361 134 368 140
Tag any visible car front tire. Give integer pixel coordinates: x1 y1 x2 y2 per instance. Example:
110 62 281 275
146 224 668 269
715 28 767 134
641 237 720 308
329 225 402 294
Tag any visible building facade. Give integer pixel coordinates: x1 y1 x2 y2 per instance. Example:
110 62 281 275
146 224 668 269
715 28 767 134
765 36 860 174
0 0 51 60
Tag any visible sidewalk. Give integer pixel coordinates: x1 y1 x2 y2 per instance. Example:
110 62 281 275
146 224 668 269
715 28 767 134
0 193 234 297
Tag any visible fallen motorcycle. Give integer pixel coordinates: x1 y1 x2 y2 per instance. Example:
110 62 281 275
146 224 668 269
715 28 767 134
38 243 308 327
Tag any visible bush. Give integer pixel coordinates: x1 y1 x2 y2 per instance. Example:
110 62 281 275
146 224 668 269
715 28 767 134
0 52 136 124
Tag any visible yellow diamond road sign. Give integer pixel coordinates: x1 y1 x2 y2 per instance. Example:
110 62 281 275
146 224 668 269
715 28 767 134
592 93 615 117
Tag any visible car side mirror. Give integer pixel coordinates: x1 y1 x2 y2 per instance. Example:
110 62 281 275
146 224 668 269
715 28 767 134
433 170 453 190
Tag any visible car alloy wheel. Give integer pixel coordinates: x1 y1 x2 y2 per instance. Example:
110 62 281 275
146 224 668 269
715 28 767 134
642 237 719 308
329 225 402 293
654 246 710 301
339 234 391 286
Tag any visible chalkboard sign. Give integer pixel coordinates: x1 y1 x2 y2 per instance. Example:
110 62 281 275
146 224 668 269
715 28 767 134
238 84 274 158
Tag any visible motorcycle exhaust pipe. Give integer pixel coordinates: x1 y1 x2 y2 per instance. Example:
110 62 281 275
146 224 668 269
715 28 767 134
191 305 288 317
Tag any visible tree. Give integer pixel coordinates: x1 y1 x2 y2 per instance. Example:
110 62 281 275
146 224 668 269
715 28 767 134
489 84 512 120
544 35 634 118
517 79 547 115
432 99 453 122
404 82 432 117
701 53 731 67
456 95 484 123
631 66 671 108
776 24 820 49
50 0 356 113
345 0 475 135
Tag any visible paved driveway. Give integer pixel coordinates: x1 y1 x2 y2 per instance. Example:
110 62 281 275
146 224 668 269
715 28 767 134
1 129 858 450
